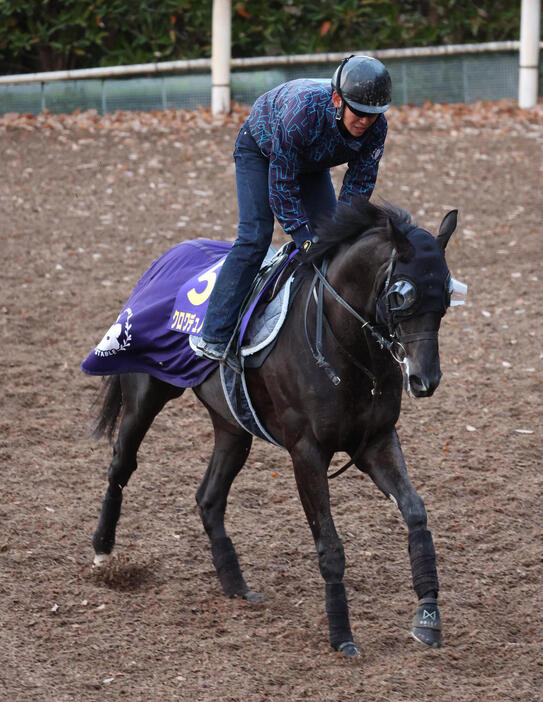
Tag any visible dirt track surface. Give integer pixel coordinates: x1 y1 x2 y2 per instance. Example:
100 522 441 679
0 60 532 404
1 101 542 701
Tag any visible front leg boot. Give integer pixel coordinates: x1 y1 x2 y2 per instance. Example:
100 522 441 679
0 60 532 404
411 596 442 648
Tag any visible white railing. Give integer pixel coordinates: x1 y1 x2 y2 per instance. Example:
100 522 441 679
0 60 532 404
0 41 528 86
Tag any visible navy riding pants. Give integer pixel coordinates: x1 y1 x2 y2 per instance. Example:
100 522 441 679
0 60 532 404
201 123 337 344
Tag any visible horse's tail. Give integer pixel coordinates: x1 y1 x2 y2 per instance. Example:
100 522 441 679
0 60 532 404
92 376 123 443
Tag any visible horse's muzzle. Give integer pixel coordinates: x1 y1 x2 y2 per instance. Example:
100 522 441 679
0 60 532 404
407 369 442 397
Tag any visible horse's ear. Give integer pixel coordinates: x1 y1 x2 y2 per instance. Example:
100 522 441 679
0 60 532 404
387 218 414 262
436 210 458 250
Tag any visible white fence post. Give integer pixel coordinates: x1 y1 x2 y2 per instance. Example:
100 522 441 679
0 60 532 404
211 0 231 115
518 0 541 108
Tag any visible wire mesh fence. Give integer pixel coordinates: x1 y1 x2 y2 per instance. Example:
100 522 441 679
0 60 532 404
0 50 539 115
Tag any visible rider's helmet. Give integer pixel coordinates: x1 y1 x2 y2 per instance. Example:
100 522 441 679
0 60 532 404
331 55 392 118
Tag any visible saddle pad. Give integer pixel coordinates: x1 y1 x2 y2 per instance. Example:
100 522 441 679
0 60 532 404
242 273 295 358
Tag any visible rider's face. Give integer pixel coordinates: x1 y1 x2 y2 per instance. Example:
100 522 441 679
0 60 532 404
332 91 379 137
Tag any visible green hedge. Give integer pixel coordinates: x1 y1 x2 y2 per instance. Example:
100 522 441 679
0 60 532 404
0 1 524 74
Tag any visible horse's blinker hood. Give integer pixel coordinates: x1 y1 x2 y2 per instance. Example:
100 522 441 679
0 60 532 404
376 228 452 332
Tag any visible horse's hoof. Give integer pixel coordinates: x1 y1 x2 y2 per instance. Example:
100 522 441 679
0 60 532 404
337 641 360 657
411 597 442 648
243 589 269 603
92 552 112 569
411 627 442 648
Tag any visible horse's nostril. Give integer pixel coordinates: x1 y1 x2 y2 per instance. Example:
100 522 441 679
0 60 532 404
409 374 440 397
409 375 428 393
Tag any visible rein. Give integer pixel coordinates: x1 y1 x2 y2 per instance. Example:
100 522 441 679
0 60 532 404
307 254 440 378
310 260 395 358
303 253 422 479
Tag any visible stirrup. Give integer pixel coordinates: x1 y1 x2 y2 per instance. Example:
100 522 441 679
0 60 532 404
189 335 223 359
189 335 241 374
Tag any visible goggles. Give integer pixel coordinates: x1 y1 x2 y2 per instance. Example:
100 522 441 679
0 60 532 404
347 104 377 119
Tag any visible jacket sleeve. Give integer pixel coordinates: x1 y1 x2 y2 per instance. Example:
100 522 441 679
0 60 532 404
267 102 313 234
339 116 387 204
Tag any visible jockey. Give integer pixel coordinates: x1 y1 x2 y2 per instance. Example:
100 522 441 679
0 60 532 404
190 55 392 372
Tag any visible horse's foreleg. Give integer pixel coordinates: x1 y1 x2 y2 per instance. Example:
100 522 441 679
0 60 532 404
195 418 258 600
291 439 358 657
93 373 183 566
358 429 442 648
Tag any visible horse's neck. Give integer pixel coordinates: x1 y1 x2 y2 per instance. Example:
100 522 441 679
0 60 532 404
327 236 391 319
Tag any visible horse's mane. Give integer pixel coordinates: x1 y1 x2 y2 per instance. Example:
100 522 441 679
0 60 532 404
304 198 416 266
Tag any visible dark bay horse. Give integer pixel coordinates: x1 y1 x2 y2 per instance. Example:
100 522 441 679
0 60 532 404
89 199 462 656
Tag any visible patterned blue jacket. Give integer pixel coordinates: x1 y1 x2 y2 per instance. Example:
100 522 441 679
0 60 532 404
246 78 387 234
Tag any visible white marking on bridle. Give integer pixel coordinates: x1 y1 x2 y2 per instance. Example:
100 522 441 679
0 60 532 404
389 339 415 397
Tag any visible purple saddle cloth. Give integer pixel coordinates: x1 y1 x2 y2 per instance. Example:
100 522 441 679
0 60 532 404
81 239 231 387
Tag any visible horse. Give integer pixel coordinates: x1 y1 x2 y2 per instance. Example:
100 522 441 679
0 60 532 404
87 198 463 657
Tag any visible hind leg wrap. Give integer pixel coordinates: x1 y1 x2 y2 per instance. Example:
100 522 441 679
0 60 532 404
408 527 439 598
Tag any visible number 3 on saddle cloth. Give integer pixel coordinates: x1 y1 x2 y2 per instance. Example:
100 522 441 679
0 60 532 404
81 238 300 446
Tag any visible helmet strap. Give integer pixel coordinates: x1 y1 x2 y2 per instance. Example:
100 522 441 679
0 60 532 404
334 55 354 122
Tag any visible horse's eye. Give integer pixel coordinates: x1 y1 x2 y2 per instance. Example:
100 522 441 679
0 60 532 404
388 280 416 311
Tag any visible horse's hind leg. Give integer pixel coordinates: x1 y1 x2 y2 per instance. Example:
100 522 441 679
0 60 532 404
357 429 442 648
195 414 258 600
93 373 183 566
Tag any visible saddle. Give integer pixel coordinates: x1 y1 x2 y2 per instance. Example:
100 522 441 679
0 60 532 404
235 241 301 348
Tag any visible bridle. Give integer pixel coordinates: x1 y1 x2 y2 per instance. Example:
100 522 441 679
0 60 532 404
304 250 438 386
303 249 439 479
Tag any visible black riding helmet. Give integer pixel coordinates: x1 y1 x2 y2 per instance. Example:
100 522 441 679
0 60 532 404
331 55 392 119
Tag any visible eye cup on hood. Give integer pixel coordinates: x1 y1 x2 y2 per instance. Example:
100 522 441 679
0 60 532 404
387 279 417 312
